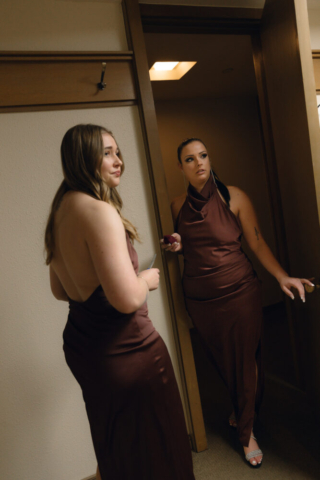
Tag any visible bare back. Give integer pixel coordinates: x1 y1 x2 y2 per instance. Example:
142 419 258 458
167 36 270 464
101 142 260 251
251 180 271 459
51 191 103 302
49 189 155 314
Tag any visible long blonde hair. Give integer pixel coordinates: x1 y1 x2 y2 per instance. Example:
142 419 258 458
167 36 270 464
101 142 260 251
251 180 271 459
44 124 140 265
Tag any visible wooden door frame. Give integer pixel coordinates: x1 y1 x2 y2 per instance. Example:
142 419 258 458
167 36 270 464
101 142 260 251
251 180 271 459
122 0 299 452
122 0 207 453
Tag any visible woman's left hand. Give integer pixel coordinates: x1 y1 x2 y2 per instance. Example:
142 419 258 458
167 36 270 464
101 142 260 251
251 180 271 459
160 233 182 253
279 276 314 303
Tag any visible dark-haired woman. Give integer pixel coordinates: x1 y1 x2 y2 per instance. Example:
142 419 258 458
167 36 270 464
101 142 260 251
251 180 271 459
45 124 195 480
161 138 311 468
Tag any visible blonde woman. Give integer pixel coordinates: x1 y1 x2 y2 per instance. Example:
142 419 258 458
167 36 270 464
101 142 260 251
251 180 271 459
45 124 195 480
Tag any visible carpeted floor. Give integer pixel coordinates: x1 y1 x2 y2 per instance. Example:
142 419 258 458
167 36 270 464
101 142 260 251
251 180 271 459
190 304 320 479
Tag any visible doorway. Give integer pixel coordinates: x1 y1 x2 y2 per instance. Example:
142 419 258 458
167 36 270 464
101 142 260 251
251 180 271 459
144 23 299 420
140 13 320 478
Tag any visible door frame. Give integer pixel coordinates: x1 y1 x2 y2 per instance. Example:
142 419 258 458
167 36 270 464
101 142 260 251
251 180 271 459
122 0 301 451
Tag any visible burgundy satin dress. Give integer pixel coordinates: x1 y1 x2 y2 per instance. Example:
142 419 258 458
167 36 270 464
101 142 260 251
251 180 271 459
63 233 195 480
176 175 264 447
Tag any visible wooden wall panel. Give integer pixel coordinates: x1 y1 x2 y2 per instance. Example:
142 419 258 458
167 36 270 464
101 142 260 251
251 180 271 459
0 52 136 112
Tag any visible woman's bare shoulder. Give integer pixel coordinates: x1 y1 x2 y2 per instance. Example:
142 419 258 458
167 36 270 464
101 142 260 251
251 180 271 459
171 193 187 209
171 193 187 222
62 191 116 218
227 186 252 216
228 186 249 203
227 186 244 194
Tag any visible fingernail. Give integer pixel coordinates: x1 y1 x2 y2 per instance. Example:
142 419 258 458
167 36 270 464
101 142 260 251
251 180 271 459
311 283 315 286
291 295 295 300
301 296 305 303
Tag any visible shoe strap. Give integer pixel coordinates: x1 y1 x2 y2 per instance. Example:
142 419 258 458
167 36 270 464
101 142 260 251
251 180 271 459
246 449 263 461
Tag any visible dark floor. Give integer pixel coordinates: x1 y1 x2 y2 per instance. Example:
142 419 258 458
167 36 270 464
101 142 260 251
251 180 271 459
190 303 320 479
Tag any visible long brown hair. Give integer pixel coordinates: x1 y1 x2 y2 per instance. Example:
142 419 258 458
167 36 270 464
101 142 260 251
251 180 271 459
44 124 140 265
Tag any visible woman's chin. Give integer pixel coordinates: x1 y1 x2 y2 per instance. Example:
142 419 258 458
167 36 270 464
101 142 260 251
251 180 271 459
105 177 121 188
191 174 210 186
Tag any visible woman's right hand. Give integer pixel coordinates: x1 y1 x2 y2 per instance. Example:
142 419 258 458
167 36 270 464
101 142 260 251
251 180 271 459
138 268 160 291
160 233 183 253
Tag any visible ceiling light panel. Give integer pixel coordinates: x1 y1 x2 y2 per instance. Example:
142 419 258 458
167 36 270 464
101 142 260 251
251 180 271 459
153 62 179 71
150 62 197 81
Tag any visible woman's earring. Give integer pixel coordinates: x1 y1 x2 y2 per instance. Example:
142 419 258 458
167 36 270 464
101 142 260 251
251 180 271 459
211 169 217 187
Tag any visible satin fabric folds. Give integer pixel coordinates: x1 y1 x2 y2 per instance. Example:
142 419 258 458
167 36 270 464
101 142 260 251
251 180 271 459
63 233 195 480
176 175 264 447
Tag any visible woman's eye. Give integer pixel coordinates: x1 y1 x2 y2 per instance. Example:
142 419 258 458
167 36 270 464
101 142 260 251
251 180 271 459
185 157 193 162
201 154 207 159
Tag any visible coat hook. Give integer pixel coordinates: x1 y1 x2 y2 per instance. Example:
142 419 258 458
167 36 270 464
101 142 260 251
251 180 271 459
98 62 107 90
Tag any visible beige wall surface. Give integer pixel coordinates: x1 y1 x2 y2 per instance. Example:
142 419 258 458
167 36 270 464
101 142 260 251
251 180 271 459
155 96 282 307
0 106 182 480
0 0 127 51
308 8 320 49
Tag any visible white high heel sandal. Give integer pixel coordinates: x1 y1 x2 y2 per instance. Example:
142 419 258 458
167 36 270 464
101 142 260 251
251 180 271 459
245 434 263 468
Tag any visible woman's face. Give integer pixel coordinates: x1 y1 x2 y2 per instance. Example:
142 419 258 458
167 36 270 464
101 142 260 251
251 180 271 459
179 141 211 190
101 133 123 188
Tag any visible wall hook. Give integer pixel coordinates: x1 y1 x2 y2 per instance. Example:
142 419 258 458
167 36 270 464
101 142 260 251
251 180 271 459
98 62 107 90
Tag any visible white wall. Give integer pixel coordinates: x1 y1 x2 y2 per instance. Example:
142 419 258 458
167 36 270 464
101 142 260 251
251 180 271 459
0 1 185 480
0 0 127 51
155 96 282 307
308 7 320 50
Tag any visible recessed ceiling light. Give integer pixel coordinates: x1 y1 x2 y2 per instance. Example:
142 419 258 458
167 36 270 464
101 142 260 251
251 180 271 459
153 62 179 71
150 62 197 81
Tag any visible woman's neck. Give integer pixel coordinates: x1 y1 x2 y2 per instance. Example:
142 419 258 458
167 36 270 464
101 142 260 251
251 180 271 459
190 173 211 193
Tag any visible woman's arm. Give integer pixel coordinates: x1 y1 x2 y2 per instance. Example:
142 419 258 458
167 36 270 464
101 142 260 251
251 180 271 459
230 187 313 302
160 195 185 253
50 265 69 301
84 200 159 314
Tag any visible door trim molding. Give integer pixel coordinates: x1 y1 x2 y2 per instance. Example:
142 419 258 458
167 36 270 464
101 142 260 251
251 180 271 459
122 0 208 452
140 4 262 34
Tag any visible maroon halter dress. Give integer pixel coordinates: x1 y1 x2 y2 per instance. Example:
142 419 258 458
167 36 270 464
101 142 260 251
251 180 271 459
63 233 195 480
176 175 264 447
